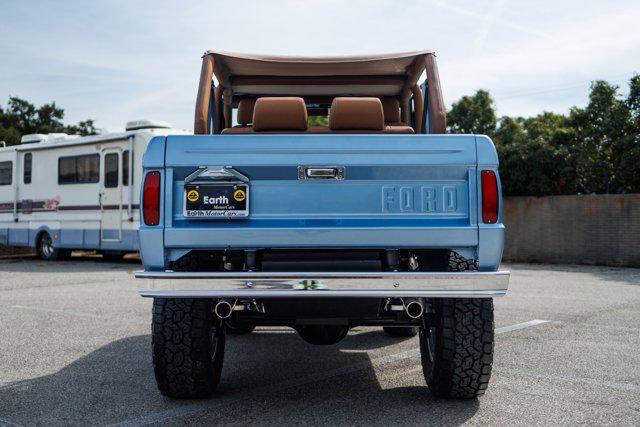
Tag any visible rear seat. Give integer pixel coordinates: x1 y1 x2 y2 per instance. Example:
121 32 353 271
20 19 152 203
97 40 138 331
221 96 413 134
329 97 414 134
381 97 404 125
222 97 308 134
235 98 256 127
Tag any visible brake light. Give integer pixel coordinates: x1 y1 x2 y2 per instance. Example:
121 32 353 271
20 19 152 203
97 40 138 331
143 171 161 226
481 170 499 224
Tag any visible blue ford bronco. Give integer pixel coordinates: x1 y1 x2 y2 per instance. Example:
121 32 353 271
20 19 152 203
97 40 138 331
136 50 510 399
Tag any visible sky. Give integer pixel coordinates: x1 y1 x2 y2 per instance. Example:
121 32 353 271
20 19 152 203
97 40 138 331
1 0 639 132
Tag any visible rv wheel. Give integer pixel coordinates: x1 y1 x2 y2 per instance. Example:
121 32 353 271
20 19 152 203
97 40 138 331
37 232 68 261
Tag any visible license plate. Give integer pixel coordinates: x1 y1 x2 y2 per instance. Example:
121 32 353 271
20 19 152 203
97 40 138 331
183 184 249 218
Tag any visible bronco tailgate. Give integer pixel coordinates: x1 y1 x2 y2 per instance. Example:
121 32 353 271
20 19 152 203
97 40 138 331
141 134 503 271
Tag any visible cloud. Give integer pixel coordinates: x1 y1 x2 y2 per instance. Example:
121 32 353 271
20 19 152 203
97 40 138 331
0 0 639 129
440 4 640 115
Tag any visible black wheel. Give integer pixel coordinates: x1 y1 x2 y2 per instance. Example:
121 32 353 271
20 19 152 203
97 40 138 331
37 232 68 261
152 298 225 399
225 321 256 335
419 298 494 399
383 326 419 337
296 325 349 345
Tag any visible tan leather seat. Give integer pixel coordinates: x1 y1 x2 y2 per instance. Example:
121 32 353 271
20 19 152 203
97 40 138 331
221 126 254 134
222 97 308 134
221 96 413 134
330 97 384 131
329 97 414 134
381 97 402 125
253 97 308 131
236 98 256 126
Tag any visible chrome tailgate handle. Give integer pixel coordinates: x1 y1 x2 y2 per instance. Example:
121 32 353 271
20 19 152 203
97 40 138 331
298 166 345 180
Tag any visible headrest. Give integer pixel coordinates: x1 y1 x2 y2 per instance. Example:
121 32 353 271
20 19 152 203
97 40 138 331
253 97 308 131
237 99 256 125
381 97 401 123
329 97 384 131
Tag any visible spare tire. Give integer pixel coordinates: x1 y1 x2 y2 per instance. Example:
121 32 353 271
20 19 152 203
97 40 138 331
296 325 349 345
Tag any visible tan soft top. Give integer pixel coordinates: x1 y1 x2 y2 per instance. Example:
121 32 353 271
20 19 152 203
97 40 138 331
195 50 445 135
208 50 432 97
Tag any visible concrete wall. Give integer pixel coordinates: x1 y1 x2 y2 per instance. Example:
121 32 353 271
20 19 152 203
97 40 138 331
502 194 640 267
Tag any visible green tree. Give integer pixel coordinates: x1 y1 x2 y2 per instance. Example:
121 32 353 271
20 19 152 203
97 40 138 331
617 74 640 192
66 119 99 136
447 89 497 135
307 115 329 127
450 75 640 196
0 97 98 146
496 113 576 196
568 81 632 193
492 116 524 146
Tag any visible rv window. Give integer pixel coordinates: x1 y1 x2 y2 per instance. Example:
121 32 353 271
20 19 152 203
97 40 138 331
105 153 119 188
24 153 32 184
58 154 100 184
0 161 12 186
122 150 129 186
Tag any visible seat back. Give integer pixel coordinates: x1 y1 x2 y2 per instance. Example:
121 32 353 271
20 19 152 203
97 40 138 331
222 97 308 134
329 97 384 131
253 97 308 131
236 99 256 126
222 96 413 134
328 97 414 133
381 97 402 125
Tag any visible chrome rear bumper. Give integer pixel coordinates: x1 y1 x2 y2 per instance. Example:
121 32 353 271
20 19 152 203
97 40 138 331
135 270 510 298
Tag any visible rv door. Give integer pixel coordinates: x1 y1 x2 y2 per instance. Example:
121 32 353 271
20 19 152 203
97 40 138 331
100 148 123 242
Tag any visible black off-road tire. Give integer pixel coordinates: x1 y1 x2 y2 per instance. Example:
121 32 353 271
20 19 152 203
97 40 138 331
419 298 494 399
152 298 225 399
383 326 419 337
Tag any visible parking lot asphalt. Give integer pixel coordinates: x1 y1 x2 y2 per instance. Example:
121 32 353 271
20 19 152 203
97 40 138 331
0 257 639 426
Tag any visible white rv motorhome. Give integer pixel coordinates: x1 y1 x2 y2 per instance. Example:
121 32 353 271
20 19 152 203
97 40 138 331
0 120 186 260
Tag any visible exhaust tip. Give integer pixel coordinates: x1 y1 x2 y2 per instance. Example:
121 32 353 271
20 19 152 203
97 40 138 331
405 301 424 319
215 300 233 319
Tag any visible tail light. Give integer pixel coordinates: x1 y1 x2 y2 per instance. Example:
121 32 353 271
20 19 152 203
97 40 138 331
143 171 161 226
481 170 499 224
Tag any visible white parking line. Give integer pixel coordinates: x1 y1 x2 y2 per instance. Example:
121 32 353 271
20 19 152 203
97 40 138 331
111 318 553 427
9 305 104 318
495 319 551 334
0 417 24 427
495 367 640 393
6 305 147 325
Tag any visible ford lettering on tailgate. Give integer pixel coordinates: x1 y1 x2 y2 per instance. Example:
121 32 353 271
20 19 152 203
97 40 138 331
382 184 465 214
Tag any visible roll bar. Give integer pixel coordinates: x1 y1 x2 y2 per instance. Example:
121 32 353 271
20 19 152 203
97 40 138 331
193 52 446 135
